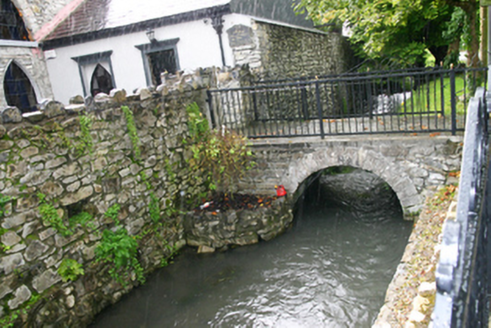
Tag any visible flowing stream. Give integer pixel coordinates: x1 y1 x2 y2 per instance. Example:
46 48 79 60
91 197 412 327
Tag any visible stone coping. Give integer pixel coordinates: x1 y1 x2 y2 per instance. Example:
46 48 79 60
373 187 458 327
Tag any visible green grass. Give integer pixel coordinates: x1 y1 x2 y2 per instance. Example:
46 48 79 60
408 73 484 116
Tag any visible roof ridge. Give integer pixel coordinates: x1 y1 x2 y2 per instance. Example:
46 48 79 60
35 0 87 42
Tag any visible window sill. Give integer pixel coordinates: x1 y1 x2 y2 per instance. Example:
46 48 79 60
0 40 39 48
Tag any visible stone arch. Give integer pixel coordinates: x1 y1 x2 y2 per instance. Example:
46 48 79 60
284 146 421 215
3 60 38 113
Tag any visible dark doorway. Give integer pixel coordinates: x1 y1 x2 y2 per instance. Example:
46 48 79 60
147 49 177 85
90 64 114 96
4 62 37 113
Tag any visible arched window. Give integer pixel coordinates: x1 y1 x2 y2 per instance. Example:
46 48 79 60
0 0 30 41
4 62 37 113
90 64 114 96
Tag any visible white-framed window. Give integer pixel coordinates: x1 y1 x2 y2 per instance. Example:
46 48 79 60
136 38 180 86
71 51 116 97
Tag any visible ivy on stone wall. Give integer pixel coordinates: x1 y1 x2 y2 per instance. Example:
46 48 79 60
121 106 141 161
77 114 93 155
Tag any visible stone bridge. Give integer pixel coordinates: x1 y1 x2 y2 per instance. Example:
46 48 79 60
239 134 463 215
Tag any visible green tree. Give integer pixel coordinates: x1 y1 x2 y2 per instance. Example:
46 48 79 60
294 0 480 68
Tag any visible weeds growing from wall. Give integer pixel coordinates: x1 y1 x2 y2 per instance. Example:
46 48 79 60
104 204 121 226
186 102 255 195
0 193 11 217
58 259 85 282
38 193 71 237
37 193 95 237
0 294 41 328
95 228 145 286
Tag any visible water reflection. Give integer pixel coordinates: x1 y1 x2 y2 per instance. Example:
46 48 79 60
91 202 411 327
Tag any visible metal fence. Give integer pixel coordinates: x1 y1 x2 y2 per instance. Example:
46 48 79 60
432 87 490 327
207 67 487 138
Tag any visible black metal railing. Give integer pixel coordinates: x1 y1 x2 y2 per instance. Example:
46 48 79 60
206 67 487 138
432 87 490 327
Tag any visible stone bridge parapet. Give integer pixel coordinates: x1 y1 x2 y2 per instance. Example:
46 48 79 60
239 135 463 215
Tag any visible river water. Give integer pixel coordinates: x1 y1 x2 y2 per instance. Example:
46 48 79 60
91 199 412 328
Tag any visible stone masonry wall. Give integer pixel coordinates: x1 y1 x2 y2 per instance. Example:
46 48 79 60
229 19 354 80
0 68 298 326
184 197 293 253
0 83 211 326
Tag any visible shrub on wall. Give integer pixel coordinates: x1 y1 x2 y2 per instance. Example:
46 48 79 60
186 103 255 195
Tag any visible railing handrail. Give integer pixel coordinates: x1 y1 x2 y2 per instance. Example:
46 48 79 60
255 66 450 84
432 87 489 327
209 67 487 93
206 66 488 139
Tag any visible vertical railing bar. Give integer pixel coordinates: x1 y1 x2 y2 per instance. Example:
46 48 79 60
265 87 273 137
230 90 239 134
323 82 333 135
350 81 358 133
236 88 246 137
295 84 304 136
315 81 325 139
450 67 457 135
425 72 430 130
337 80 345 134
440 68 445 124
251 88 259 137
410 75 416 132
206 90 217 129
309 84 315 135
219 90 229 131
402 75 408 132
330 80 340 134
367 78 373 133
345 80 352 134
286 86 293 137
274 88 282 136
380 77 387 132
360 82 366 133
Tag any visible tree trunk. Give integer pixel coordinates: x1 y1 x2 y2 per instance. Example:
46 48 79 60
464 0 481 67
445 38 461 67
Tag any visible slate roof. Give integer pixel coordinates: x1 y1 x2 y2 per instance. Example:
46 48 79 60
42 0 313 48
43 0 231 43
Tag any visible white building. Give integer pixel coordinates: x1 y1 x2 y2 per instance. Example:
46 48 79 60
41 0 352 104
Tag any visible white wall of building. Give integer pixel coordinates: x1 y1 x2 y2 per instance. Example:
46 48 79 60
45 13 253 104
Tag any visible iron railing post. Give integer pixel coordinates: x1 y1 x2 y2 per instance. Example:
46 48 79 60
315 81 325 138
450 68 457 135
206 90 217 129
252 88 259 121
301 85 309 119
440 70 445 117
